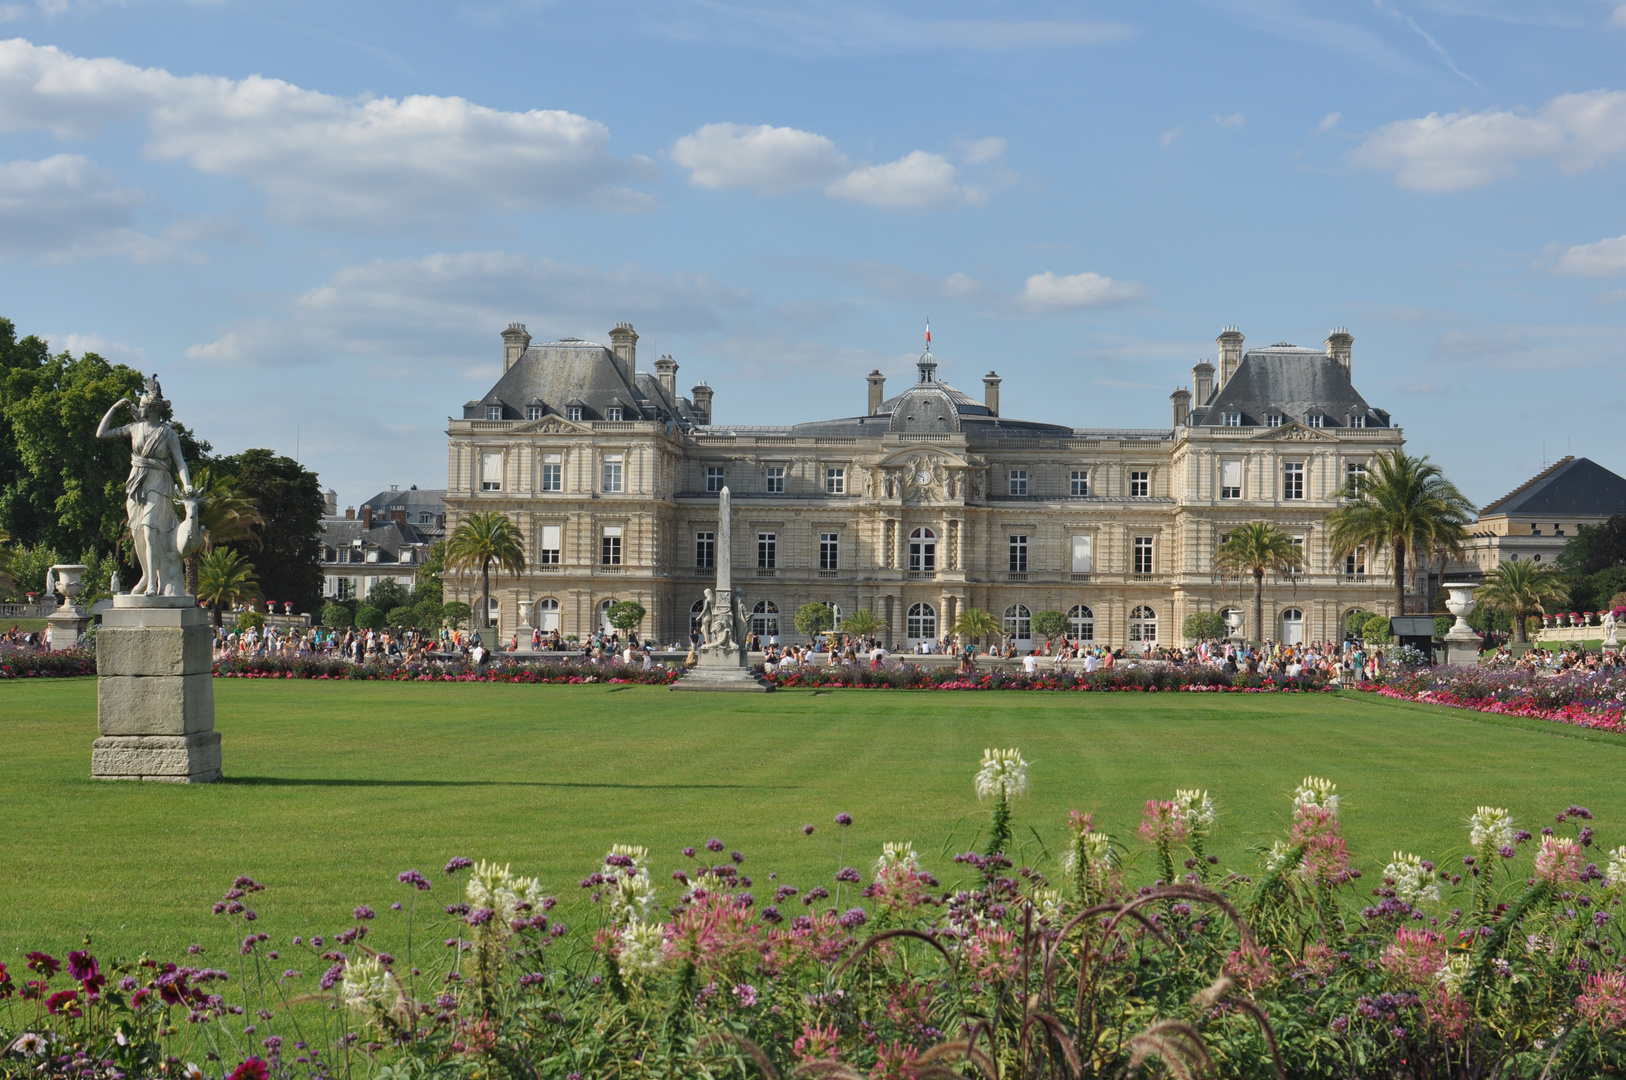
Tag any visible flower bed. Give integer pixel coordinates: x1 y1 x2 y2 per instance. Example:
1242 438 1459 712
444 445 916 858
765 662 1332 693
0 645 95 678
3 754 1623 1079
1361 665 1626 734
212 655 682 684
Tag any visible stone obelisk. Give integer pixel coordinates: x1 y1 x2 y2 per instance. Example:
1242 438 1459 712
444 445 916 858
671 485 771 691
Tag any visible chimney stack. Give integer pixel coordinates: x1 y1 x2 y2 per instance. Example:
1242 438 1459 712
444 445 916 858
323 488 338 517
1192 361 1215 406
1170 387 1191 427
1326 327 1353 374
691 382 714 425
361 506 373 528
654 354 679 401
866 370 886 414
391 509 407 526
983 371 1002 416
609 322 638 376
344 506 355 520
1217 326 1245 388
501 322 531 373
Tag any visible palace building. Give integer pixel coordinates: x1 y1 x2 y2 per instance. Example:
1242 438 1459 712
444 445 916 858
443 322 1401 649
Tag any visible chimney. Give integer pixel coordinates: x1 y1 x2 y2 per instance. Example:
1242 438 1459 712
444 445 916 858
344 505 356 520
361 506 373 528
323 488 338 517
867 370 886 414
1192 361 1215 405
609 322 638 376
691 382 713 425
983 371 1002 416
654 354 679 400
1326 327 1353 374
501 322 531 373
1217 326 1245 388
391 509 407 526
1171 387 1191 427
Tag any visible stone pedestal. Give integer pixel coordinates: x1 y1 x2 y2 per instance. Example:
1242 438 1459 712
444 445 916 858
47 604 92 650
669 650 774 692
93 597 221 782
1442 582 1483 667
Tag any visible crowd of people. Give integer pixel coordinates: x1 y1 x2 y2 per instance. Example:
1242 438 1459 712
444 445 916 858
1484 642 1626 672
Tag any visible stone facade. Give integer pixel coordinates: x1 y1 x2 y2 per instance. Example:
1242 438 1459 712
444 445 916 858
445 324 1402 649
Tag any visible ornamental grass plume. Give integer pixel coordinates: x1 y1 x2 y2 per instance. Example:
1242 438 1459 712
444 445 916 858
1383 852 1441 904
1534 836 1584 884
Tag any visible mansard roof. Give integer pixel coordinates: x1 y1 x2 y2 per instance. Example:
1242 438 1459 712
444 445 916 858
1479 456 1626 520
465 338 701 425
319 518 432 556
1188 345 1388 428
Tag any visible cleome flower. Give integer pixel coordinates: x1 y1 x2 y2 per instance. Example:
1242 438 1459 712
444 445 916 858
601 845 659 927
1263 840 1293 873
616 920 669 978
1534 837 1584 885
874 842 919 874
339 956 400 1019
1468 807 1515 853
1173 789 1217 837
1384 852 1441 904
1605 845 1626 887
1293 777 1339 814
974 748 1029 802
465 861 549 933
1576 970 1626 1029
1062 830 1114 876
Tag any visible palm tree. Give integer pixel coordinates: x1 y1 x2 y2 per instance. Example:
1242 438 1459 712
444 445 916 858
179 466 265 597
951 607 1001 652
839 608 885 639
444 512 527 630
197 547 261 627
1214 523 1304 643
1326 449 1474 616
1476 559 1568 644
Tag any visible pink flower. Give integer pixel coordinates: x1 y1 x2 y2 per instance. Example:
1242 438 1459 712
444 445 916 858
793 1021 840 1062
1138 800 1188 846
1577 971 1626 1029
1534 837 1583 884
1223 944 1273 991
963 925 1022 983
1380 928 1447 985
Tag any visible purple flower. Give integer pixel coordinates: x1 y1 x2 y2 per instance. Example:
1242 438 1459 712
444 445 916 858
397 870 431 891
834 813 853 826
802 825 815 836
391 902 402 910
835 868 862 884
1330 1016 1348 1035
65 952 97 983
761 905 783 923
838 908 868 929
732 983 757 1008
731 851 744 864
802 886 830 905
318 963 345 990
706 838 725 852
466 908 495 927
775 885 799 902
262 1036 282 1052
682 847 696 858
444 857 473 875
352 905 376 921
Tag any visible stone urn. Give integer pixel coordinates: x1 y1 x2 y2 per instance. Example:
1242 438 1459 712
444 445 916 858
50 564 88 608
283 601 294 615
1442 582 1483 665
1223 609 1244 641
1443 583 1476 633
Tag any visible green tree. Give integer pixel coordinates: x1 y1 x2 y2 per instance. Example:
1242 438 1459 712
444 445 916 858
411 599 444 629
442 601 471 630
1326 449 1474 616
1214 522 1303 643
320 601 354 628
197 547 261 628
1182 611 1227 642
1475 559 1569 644
386 605 415 627
1361 613 1393 644
367 577 412 612
951 607 1001 651
178 465 263 598
356 606 385 631
794 601 835 639
1557 513 1626 578
212 450 324 614
444 512 526 629
839 608 885 638
412 541 445 605
1343 609 1370 638
235 609 265 633
0 527 13 594
1031 609 1069 646
607 600 647 635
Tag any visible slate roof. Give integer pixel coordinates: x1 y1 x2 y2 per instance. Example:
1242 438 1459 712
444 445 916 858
318 519 432 562
1479 457 1626 519
359 487 447 538
1188 345 1389 429
464 338 701 425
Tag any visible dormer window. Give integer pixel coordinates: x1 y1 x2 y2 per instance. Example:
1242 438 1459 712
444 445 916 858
526 405 542 421
1222 412 1241 427
606 407 623 421
567 406 582 421
1351 413 1367 429
485 405 502 421
1307 413 1324 428
1266 413 1283 428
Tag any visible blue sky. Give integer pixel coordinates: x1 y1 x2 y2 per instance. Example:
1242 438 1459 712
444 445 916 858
3 0 1626 509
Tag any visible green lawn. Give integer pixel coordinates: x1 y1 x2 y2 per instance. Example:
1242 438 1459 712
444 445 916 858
2 680 1622 963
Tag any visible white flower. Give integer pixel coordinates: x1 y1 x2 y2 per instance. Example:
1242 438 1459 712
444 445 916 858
1384 851 1441 904
1605 845 1626 887
9 1034 49 1057
975 748 1030 801
609 868 659 925
181 1063 204 1080
340 955 400 1017
465 859 514 911
1174 789 1217 836
1468 807 1515 852
1293 777 1339 814
610 843 649 868
1061 831 1114 876
1263 840 1293 873
1436 955 1469 995
617 920 669 977
1032 888 1065 923
875 841 919 873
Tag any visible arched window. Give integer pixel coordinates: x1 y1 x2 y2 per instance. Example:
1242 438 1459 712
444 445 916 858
1068 604 1095 641
487 596 501 621
1129 605 1157 643
690 597 707 636
908 527 937 572
599 599 615 633
1003 604 1031 641
1280 607 1304 646
751 599 780 638
907 603 937 641
534 598 560 633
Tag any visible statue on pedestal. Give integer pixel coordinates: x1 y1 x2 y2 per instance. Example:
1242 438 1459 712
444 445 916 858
96 375 198 598
672 487 770 691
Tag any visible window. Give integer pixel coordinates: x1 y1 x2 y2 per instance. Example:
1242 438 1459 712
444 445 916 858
1345 461 1367 495
419 512 433 524
690 598 707 636
480 452 502 491
757 532 776 569
601 526 622 565
1288 536 1305 576
602 453 624 493
486 405 502 421
819 532 839 571
765 466 785 494
1133 535 1154 576
1008 469 1028 496
566 406 582 422
1130 470 1150 497
1266 413 1283 428
540 525 561 565
907 603 937 641
541 453 562 492
1280 608 1305 646
1008 534 1028 573
365 548 380 563
1344 546 1366 577
909 527 937 572
1307 413 1324 429
489 596 501 616
534 598 559 633
1220 459 1242 500
1129 605 1158 643
399 550 414 563
606 407 623 421
1070 470 1089 497
1222 412 1241 427
526 405 542 421
825 467 845 494
1068 604 1095 641
1351 413 1368 429
695 531 715 569
599 599 615 633
1282 461 1304 500
337 548 350 564
1003 604 1032 642
1071 534 1093 573
706 466 726 493
751 600 779 638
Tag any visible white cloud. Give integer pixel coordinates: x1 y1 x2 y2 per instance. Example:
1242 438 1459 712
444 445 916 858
1318 111 1342 132
1159 126 1183 148
1349 90 1626 191
1610 4 1626 27
669 122 848 193
0 5 27 22
59 331 148 365
826 150 964 209
1021 271 1145 311
0 153 170 262
1214 113 1246 129
956 136 1006 164
1549 234 1626 277
0 38 653 228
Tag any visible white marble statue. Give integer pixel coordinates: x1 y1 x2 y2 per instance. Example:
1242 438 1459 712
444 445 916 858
96 375 198 597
